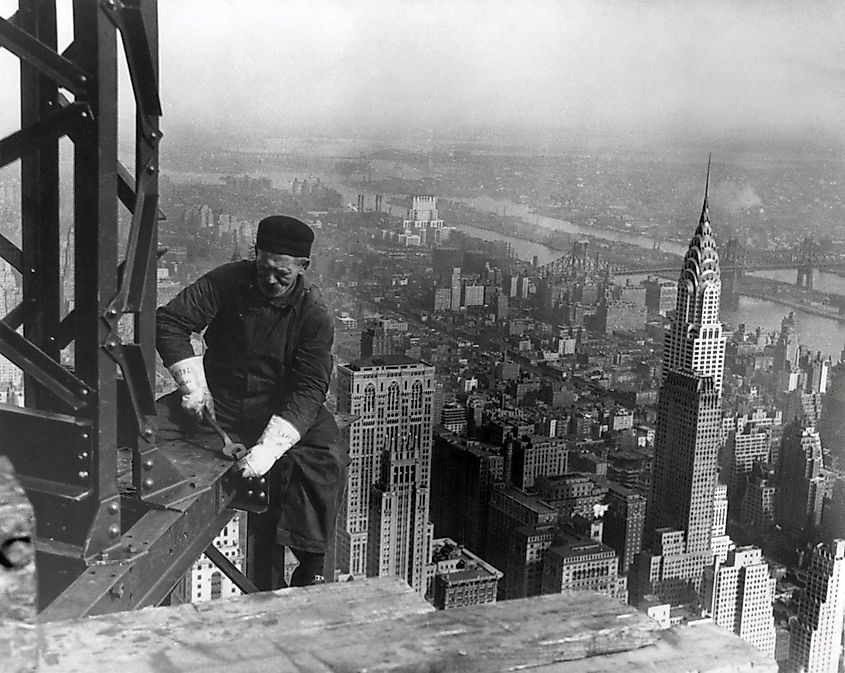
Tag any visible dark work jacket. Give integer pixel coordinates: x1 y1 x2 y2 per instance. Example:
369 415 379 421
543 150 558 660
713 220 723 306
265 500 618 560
156 260 337 444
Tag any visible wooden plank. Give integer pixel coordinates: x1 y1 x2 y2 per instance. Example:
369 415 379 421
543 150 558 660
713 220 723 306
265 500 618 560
0 456 37 673
35 577 776 673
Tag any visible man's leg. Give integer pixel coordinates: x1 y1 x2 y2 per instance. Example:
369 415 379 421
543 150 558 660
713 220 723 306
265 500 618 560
288 547 325 587
274 437 347 587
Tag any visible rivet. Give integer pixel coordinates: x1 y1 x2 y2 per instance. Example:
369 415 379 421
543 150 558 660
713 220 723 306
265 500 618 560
143 428 153 438
108 524 120 537
108 502 119 514
143 459 154 470
80 390 89 397
258 491 266 501
0 539 34 569
106 307 118 318
246 490 254 498
77 452 89 460
78 470 89 479
105 340 117 350
81 432 89 439
147 165 156 174
258 478 266 486
78 74 87 84
143 478 153 489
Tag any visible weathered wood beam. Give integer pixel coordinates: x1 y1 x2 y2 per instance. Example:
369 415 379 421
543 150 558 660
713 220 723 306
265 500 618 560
0 456 37 673
32 576 777 673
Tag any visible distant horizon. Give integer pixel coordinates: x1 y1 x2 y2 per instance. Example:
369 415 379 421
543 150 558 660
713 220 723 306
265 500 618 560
1 0 843 150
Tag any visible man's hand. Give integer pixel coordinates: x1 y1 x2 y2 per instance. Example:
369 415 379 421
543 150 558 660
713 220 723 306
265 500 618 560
237 415 301 478
168 355 214 422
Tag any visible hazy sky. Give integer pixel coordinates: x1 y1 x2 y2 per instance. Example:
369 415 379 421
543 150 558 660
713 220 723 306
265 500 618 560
1 0 843 141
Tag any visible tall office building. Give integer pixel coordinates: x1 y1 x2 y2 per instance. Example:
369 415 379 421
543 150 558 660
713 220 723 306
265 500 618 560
633 160 725 607
787 539 845 673
430 432 504 557
604 482 646 574
777 423 826 536
336 355 435 591
703 546 776 657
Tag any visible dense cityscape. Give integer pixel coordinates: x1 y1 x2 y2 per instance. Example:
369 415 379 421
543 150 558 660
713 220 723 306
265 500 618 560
4 134 843 671
1 1 843 670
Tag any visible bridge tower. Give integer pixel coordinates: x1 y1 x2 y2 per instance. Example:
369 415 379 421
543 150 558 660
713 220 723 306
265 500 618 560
796 236 815 289
720 237 743 311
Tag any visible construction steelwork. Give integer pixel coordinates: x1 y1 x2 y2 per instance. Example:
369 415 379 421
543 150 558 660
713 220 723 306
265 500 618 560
0 0 264 619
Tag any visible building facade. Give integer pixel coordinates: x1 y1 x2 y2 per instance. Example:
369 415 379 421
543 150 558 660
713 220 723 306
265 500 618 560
427 537 502 610
787 539 845 673
634 163 725 607
702 546 776 657
336 355 435 591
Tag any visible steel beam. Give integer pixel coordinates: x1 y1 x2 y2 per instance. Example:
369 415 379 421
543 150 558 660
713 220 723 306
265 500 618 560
203 544 259 595
38 437 242 619
0 14 90 94
0 323 92 411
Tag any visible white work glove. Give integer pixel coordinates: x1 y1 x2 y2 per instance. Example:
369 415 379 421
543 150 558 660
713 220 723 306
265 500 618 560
237 415 301 478
168 355 214 422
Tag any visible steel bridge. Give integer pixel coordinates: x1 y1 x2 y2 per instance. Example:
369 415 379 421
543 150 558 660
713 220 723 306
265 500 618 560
539 236 843 292
0 0 275 619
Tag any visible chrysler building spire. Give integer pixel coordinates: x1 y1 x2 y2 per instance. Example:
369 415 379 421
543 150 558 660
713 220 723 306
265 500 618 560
667 157 726 391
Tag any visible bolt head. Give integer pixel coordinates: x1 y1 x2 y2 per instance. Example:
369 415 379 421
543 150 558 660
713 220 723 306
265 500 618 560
258 491 266 501
78 470 89 480
78 452 89 461
108 502 119 514
1 540 34 568
246 490 254 498
106 308 118 317
81 432 89 439
143 428 154 438
143 478 154 489
143 459 154 470
108 524 120 537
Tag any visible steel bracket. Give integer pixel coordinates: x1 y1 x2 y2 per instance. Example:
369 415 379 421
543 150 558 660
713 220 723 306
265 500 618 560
0 14 91 94
0 322 92 411
0 102 93 169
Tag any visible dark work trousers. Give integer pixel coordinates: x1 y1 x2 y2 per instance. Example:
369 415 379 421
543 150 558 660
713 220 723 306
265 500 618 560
156 391 348 590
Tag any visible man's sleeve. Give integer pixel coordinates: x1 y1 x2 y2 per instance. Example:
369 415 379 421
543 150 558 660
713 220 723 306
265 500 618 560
156 271 223 368
275 301 334 434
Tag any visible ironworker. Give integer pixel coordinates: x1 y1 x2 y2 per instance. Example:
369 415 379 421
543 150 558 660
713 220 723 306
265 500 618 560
155 215 347 589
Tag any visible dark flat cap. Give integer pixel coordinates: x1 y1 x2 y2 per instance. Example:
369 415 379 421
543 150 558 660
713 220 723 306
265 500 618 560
256 215 314 257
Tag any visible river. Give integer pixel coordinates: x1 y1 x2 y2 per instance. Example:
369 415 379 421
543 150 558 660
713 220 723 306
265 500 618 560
457 224 845 356
162 170 845 358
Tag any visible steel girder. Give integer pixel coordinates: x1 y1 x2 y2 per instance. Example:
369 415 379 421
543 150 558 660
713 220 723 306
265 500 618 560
0 0 264 616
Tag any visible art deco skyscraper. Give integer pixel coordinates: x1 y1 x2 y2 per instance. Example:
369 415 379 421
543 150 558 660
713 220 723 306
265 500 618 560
703 546 776 658
336 355 435 590
633 159 726 606
787 539 845 673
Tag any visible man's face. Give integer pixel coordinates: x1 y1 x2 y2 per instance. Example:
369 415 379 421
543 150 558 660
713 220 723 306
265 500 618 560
255 249 308 298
